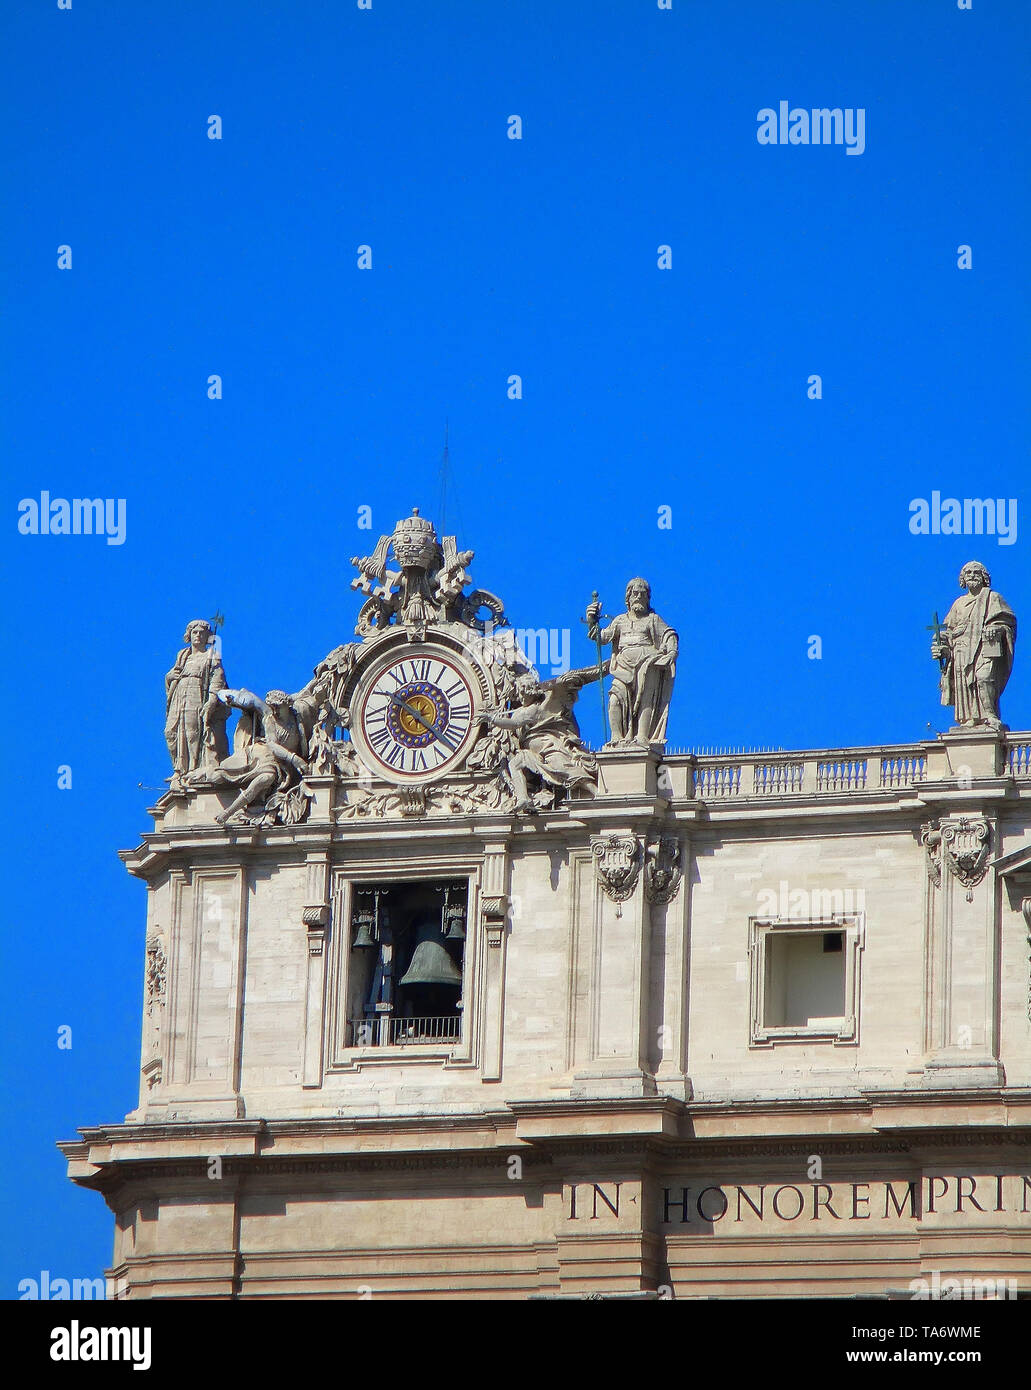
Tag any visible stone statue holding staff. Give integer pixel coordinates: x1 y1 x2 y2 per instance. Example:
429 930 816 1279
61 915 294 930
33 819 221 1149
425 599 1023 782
586 578 678 747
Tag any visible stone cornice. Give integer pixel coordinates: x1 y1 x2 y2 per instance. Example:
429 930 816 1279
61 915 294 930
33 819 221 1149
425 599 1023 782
60 1123 1031 1200
120 789 1031 880
113 797 992 880
993 840 1031 878
59 1088 1031 1186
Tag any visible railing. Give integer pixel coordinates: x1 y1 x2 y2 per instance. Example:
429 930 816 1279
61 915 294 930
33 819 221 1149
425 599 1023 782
684 737 1031 798
753 761 804 795
349 1015 461 1047
818 758 868 792
694 763 742 798
391 1015 461 1045
690 745 929 800
879 753 926 788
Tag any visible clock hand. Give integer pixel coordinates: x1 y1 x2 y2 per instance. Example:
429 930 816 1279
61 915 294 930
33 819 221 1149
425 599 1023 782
386 692 459 752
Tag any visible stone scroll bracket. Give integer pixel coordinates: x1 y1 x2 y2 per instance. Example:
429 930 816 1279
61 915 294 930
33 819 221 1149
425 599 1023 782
644 835 682 906
920 821 942 890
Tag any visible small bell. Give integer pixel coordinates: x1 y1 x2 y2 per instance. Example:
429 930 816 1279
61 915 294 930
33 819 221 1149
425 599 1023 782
443 905 466 941
352 910 376 949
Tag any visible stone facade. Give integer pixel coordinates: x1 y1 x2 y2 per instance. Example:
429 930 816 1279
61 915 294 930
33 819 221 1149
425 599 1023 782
60 526 1031 1298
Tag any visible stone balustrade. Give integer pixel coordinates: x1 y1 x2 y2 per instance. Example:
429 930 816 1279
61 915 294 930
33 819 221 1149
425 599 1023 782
655 732 1031 801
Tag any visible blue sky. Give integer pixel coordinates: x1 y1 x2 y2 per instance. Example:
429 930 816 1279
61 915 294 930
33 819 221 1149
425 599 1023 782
1 0 1028 1291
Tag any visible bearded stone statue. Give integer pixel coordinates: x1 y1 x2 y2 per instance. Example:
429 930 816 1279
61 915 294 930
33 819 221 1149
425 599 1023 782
586 579 678 747
931 561 1017 731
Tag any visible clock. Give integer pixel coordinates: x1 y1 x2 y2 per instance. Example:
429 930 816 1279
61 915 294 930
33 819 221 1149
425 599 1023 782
350 643 481 783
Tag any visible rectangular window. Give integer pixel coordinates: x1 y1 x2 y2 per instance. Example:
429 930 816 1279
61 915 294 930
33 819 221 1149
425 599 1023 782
763 931 845 1027
749 914 863 1045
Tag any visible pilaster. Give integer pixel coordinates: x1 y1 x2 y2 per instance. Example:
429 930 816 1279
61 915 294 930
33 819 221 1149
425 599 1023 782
922 811 1003 1087
301 851 331 1087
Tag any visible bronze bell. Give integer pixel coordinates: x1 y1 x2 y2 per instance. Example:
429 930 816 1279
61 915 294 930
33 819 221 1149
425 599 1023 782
399 918 462 987
443 906 466 942
352 911 376 949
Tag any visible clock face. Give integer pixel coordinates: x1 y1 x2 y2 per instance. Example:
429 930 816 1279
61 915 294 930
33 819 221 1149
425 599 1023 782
353 647 480 783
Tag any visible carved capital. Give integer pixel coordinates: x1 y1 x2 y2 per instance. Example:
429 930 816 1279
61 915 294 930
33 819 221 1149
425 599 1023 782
303 903 328 956
592 834 642 906
141 1056 163 1091
482 894 508 948
940 816 991 901
645 835 682 905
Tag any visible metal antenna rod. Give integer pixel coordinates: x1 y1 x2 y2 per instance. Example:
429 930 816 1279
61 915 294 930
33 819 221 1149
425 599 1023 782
580 591 611 743
439 419 450 534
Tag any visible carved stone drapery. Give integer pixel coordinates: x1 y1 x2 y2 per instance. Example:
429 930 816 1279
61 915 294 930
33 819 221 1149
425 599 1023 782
940 816 991 902
145 936 166 1015
592 835 642 916
143 934 167 1090
645 835 682 905
1022 898 1031 1024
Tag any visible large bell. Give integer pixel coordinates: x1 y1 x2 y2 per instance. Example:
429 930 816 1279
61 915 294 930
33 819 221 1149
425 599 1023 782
398 925 463 987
